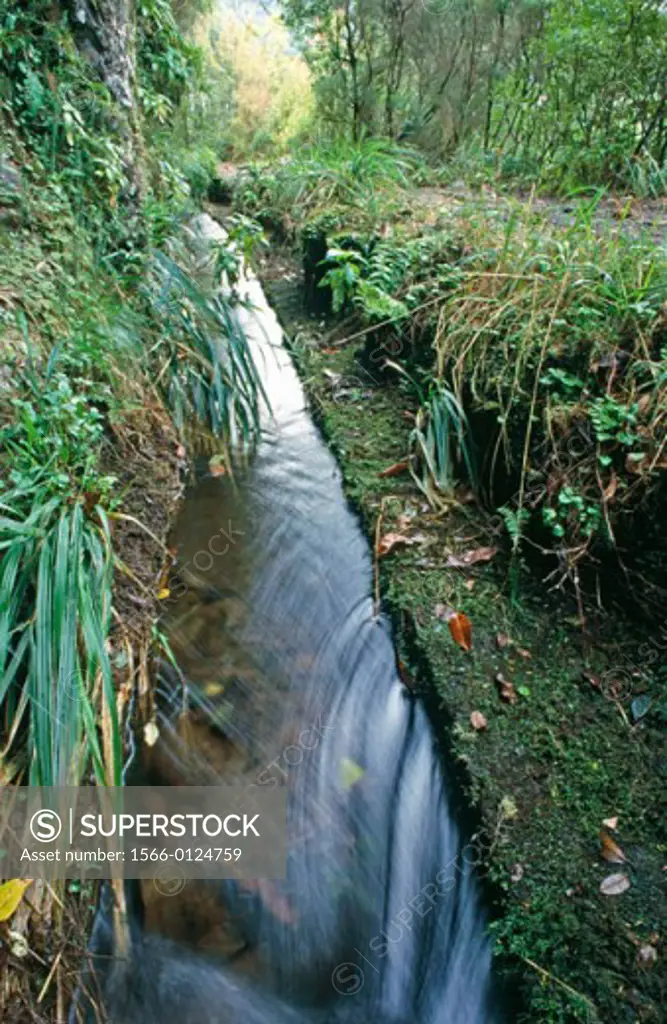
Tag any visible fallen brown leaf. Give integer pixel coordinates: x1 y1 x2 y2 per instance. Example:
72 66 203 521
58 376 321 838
599 872 631 896
377 532 411 557
448 611 473 651
599 830 627 864
379 460 409 479
603 471 618 501
445 546 498 569
470 710 487 731
495 672 517 704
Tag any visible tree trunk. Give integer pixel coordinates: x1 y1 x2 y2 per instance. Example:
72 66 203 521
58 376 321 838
343 0 361 141
67 0 144 224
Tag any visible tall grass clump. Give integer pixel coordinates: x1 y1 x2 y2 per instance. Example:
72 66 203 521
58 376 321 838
236 137 424 235
149 239 266 447
0 368 121 786
417 201 667 579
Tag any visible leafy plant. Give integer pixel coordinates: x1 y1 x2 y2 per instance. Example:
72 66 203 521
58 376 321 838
0 363 122 786
226 214 268 272
589 396 638 447
319 247 368 313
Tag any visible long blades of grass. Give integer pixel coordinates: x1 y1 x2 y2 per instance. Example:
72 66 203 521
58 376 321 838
0 499 118 786
150 248 266 448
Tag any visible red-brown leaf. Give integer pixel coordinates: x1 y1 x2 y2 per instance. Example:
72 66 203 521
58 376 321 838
377 532 411 557
448 611 473 651
379 460 410 479
599 830 627 864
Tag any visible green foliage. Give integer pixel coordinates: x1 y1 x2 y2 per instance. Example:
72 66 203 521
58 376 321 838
318 243 412 321
411 383 477 498
491 0 667 189
543 488 602 541
173 144 218 201
0 3 126 235
137 0 200 110
5 373 116 501
279 0 667 192
0 498 120 786
589 395 638 447
149 243 266 443
237 138 423 232
319 248 367 312
291 142 667 566
226 214 268 272
0 0 265 793
0 0 203 258
0 348 122 785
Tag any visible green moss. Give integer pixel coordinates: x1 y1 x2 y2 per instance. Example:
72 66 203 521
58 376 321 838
272 287 667 1024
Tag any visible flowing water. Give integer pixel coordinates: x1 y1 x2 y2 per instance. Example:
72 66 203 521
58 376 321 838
151 215 500 1023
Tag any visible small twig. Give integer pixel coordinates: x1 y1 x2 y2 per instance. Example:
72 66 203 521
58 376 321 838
519 955 597 1013
36 948 62 1004
107 511 170 554
614 700 632 730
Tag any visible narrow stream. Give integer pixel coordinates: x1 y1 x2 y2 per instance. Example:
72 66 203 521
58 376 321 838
156 215 500 1023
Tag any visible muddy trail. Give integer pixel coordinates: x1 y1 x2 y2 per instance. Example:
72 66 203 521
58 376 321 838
103 213 503 1024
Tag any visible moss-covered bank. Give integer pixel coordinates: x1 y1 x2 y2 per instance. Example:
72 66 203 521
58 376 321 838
259 255 667 1024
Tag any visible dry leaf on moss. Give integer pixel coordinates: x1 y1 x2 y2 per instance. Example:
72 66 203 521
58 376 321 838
377 532 411 557
599 873 631 896
495 672 517 704
445 546 498 569
599 830 627 864
378 461 409 478
448 611 473 651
